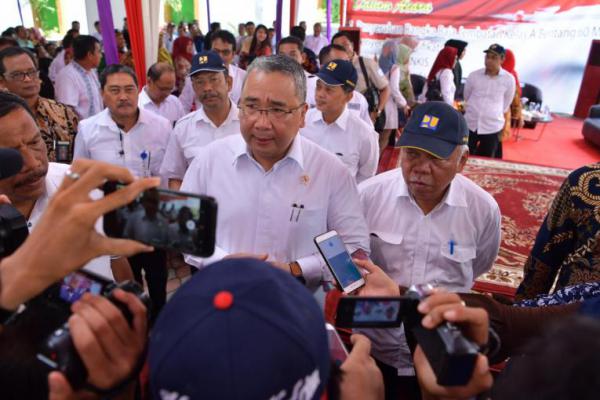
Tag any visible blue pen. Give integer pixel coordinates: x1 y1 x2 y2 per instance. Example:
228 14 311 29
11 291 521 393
140 150 150 177
449 240 455 255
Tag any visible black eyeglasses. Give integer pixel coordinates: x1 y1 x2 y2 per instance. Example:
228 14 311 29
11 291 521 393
238 103 305 122
5 70 39 81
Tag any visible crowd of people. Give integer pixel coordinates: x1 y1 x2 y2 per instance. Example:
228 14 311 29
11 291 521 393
0 17 598 400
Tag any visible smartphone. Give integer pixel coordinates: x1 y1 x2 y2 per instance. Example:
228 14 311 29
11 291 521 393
58 270 112 304
326 323 348 365
336 296 408 328
102 182 217 257
314 230 365 293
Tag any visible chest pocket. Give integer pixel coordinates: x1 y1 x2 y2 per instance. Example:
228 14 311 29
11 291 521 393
437 243 477 287
183 145 203 166
369 231 403 270
90 149 119 164
440 244 476 263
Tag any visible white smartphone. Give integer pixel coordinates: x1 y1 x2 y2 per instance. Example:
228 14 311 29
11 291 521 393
326 323 348 365
314 230 365 293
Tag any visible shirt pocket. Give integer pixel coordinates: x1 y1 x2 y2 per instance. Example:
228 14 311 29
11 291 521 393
90 149 119 164
369 231 403 270
183 145 203 166
287 206 328 260
438 243 477 287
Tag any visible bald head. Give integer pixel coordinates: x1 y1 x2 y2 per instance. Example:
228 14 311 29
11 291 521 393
146 62 176 104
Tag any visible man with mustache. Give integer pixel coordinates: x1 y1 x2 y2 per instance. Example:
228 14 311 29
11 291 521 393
74 64 172 316
357 101 500 399
160 51 240 190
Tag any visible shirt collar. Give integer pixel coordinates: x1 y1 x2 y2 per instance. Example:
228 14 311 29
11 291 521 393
193 100 239 126
311 106 350 130
231 134 305 171
96 107 149 130
139 87 153 106
396 173 467 208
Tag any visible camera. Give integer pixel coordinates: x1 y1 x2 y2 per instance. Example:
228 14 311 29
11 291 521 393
37 275 151 389
0 203 28 258
402 284 479 386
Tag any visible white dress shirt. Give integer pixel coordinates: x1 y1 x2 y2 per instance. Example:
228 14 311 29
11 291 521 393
418 68 455 106
160 101 240 181
28 162 113 280
138 87 186 126
180 134 370 289
48 49 67 83
74 108 172 181
300 107 379 183
55 61 103 119
304 35 329 56
92 31 103 43
464 68 516 134
358 168 501 373
179 64 247 112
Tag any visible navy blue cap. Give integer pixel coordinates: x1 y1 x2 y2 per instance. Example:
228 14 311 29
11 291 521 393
189 50 227 76
484 43 506 57
316 59 357 88
149 258 330 400
398 101 469 159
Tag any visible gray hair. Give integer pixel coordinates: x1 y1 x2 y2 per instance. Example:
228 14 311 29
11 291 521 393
243 55 307 103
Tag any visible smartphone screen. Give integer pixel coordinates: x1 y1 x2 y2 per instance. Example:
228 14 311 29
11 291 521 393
336 296 406 328
326 323 348 365
315 231 364 293
103 183 217 257
59 271 109 304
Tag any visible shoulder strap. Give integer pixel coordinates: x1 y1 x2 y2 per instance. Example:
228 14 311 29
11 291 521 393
358 56 373 89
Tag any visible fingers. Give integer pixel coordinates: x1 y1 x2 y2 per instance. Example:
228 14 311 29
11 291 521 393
224 253 269 260
66 160 137 196
0 194 11 205
48 371 75 400
352 259 378 274
93 234 154 258
419 298 489 345
111 289 148 341
348 334 372 358
418 292 462 314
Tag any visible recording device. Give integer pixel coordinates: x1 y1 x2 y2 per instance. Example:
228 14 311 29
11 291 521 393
102 182 217 257
403 284 479 386
37 270 151 389
314 230 365 293
336 296 404 328
326 323 348 365
0 148 28 257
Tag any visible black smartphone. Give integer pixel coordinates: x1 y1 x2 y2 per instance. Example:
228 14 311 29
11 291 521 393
102 182 217 257
336 296 410 328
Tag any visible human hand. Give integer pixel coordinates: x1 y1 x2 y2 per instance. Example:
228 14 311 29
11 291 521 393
353 259 400 297
224 253 268 261
339 334 384 400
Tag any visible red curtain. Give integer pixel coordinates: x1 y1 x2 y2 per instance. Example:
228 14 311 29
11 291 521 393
125 0 147 87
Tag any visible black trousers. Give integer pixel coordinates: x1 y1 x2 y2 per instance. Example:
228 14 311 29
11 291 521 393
468 130 500 157
128 249 167 320
375 358 422 400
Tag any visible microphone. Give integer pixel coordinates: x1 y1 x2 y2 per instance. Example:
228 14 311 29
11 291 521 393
0 148 23 179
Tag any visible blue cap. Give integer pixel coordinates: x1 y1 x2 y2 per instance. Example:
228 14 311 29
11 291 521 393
149 258 330 400
189 50 227 76
484 43 506 57
316 59 357 88
398 101 469 159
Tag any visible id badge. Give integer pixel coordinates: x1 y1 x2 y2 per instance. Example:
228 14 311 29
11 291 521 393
54 140 71 163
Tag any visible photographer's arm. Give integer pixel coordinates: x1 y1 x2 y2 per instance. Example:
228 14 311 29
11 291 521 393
0 160 158 310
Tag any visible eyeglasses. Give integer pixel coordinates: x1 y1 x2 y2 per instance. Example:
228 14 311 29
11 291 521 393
5 69 39 81
238 103 305 122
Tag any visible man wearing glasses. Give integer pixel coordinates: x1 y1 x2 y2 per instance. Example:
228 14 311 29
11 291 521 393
179 30 246 112
181 55 370 290
161 51 240 190
0 46 78 163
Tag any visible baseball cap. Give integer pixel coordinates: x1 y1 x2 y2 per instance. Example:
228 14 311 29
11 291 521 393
148 258 330 400
483 43 506 57
398 101 469 159
189 50 227 77
316 59 357 88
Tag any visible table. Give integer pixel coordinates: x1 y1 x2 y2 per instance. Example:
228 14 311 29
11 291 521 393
514 114 553 141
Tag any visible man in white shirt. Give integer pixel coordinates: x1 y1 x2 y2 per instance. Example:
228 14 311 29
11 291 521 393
358 101 501 395
300 59 378 183
138 62 185 126
179 30 246 112
55 35 103 119
464 43 515 157
318 44 373 128
304 23 329 56
164 23 175 53
180 55 370 289
161 51 240 190
92 21 103 43
277 36 317 113
49 31 76 83
0 92 128 282
73 65 172 316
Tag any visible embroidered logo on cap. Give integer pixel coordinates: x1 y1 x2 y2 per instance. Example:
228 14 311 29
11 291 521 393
326 62 337 71
420 115 439 130
198 56 208 64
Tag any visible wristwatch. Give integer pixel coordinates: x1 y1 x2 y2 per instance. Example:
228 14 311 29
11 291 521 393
288 261 306 285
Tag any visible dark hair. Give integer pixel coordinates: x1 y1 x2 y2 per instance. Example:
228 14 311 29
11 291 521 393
73 35 99 60
245 21 255 27
493 316 600 400
278 36 304 53
15 26 26 34
71 20 79 25
94 21 100 27
318 44 346 65
331 31 353 44
0 37 18 50
0 47 37 76
289 26 306 41
147 62 175 81
0 91 35 120
100 64 138 89
211 30 236 52
249 24 270 55
61 32 76 50
2 28 16 37
210 22 221 32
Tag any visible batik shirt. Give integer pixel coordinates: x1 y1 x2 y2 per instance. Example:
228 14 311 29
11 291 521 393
516 163 600 300
34 97 79 163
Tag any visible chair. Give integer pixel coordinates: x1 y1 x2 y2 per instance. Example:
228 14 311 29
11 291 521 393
521 83 543 129
583 105 600 148
410 74 426 99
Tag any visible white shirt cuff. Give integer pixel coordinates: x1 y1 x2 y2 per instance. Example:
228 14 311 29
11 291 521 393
183 246 229 269
296 253 328 290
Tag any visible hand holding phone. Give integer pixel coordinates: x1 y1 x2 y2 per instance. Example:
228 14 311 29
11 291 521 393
326 323 348 365
314 230 365 293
